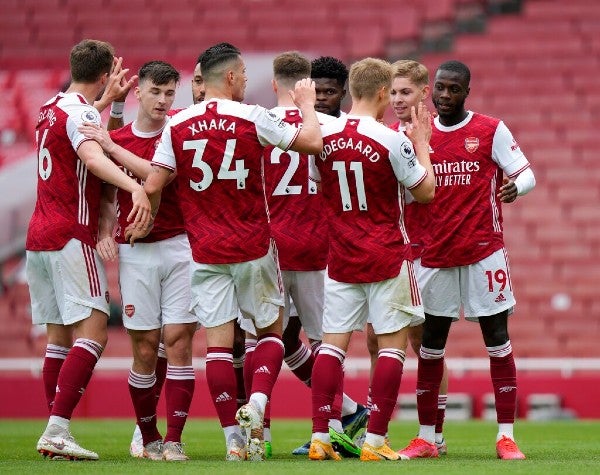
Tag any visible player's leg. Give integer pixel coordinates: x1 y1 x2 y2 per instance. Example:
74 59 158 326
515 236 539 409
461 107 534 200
33 241 109 460
479 311 525 459
118 241 165 459
465 249 524 460
233 250 285 461
408 324 449 454
398 265 458 460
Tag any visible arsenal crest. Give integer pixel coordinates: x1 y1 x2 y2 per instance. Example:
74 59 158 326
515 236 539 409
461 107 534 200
124 304 136 317
464 137 479 153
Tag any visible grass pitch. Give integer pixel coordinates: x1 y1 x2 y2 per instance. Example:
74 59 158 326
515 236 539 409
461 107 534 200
0 418 599 474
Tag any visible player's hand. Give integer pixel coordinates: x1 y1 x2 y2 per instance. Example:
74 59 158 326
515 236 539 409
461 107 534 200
79 122 116 155
289 78 316 109
405 103 432 145
105 56 138 103
124 221 153 246
127 186 152 230
96 236 118 261
498 177 518 203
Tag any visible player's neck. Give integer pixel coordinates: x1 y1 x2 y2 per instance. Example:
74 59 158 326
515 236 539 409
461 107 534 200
348 103 379 119
134 114 167 134
277 93 296 108
66 82 101 106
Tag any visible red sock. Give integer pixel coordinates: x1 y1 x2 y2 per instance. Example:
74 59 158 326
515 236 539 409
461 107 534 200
51 339 103 419
367 349 405 436
489 343 517 423
311 345 344 433
128 370 161 444
206 347 238 428
243 339 256 400
250 333 284 398
416 348 444 426
233 356 247 407
164 365 195 443
264 401 271 429
436 394 447 433
155 345 168 400
284 339 314 387
42 345 69 412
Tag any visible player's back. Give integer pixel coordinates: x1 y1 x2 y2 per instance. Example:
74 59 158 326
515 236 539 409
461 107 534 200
27 93 103 251
263 107 328 271
317 115 413 283
159 99 297 264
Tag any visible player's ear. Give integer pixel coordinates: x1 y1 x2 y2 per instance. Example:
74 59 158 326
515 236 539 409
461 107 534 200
422 85 431 101
271 79 277 94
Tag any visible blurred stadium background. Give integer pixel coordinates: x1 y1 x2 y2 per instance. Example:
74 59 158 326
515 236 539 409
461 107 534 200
1 0 599 420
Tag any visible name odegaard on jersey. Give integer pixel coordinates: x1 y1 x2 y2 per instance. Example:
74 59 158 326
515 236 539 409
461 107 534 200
187 118 236 135
320 137 380 162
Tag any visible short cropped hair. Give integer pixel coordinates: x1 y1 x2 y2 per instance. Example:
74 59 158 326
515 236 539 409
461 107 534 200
437 60 471 86
392 60 429 87
70 39 114 83
138 60 180 86
349 58 392 100
199 42 242 82
311 56 348 86
273 51 311 87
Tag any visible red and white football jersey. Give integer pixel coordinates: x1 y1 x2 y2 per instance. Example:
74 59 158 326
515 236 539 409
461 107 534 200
152 98 300 264
389 121 431 260
109 123 185 244
263 107 328 271
422 111 531 268
315 115 428 283
27 93 104 251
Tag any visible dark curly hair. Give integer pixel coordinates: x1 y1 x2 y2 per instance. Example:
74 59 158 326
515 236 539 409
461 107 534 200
311 56 348 87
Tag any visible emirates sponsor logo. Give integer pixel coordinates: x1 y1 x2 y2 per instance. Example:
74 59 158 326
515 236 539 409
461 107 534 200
124 304 135 317
495 293 507 303
464 137 479 153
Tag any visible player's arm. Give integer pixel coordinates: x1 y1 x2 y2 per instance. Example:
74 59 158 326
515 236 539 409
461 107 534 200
78 123 154 180
124 164 171 244
405 104 435 203
492 121 536 203
77 140 151 228
97 183 119 261
288 78 323 154
94 57 138 129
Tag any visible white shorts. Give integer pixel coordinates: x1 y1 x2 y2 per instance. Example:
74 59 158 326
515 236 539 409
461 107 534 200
281 270 324 341
119 234 197 331
323 260 424 335
190 248 284 329
419 248 516 321
26 238 110 325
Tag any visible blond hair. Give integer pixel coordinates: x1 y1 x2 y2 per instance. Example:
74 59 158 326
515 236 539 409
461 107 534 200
391 59 429 87
349 58 392 100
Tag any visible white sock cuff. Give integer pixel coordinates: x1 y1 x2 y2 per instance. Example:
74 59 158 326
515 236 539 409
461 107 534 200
378 347 406 363
128 370 156 388
157 343 167 359
420 346 445 360
45 344 69 359
318 343 345 363
166 364 195 380
73 338 103 360
487 340 512 358
284 343 311 370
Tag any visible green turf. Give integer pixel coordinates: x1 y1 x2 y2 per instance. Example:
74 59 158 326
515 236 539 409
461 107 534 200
0 419 599 474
